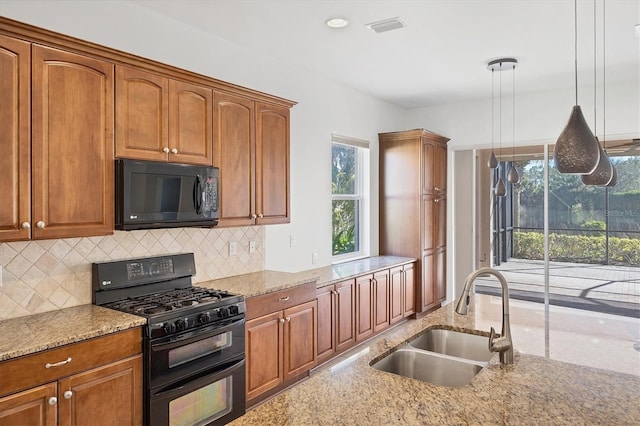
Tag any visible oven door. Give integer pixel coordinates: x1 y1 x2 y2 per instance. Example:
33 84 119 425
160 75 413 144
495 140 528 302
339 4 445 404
149 358 245 426
148 316 245 389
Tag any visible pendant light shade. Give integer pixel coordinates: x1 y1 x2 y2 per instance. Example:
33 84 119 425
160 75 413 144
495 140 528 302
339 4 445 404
507 164 520 184
488 152 498 168
553 105 600 174
581 138 613 186
607 163 618 187
495 177 506 197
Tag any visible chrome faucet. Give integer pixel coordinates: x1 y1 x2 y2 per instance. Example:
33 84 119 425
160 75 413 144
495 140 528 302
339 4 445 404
455 267 513 365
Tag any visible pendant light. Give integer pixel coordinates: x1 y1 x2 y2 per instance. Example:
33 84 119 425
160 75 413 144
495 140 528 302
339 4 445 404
553 0 601 174
582 0 616 186
507 63 520 184
488 58 517 197
488 68 498 169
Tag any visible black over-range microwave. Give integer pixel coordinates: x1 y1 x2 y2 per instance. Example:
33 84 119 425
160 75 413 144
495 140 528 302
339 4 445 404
115 159 219 230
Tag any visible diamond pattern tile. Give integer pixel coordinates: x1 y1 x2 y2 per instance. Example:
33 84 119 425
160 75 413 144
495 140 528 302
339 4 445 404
0 226 265 320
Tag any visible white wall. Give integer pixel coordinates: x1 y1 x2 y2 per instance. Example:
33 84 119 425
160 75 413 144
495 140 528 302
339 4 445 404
0 0 406 273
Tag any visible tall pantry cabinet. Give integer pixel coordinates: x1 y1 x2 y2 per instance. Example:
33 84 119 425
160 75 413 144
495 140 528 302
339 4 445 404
379 129 449 315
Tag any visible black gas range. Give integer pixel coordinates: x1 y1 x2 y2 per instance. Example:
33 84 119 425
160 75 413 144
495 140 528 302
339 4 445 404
92 253 246 426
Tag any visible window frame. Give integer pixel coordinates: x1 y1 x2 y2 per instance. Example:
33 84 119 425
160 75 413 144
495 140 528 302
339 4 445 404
331 134 369 263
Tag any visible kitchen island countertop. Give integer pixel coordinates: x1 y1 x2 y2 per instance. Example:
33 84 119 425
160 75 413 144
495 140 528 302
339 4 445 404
229 295 640 425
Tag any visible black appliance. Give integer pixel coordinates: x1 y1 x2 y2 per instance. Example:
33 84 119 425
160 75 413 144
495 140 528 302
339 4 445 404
92 253 245 426
115 159 219 230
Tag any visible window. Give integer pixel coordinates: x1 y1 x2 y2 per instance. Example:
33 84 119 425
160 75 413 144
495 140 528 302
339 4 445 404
331 134 369 260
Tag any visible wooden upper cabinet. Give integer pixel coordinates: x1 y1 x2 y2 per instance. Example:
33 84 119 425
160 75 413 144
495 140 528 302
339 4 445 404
0 34 30 242
434 142 447 192
255 102 290 225
116 66 213 165
168 80 213 165
213 92 255 227
31 44 114 239
115 66 168 162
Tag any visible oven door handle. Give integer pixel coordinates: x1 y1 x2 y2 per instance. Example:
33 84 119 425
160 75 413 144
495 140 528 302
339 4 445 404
152 358 245 399
151 317 245 351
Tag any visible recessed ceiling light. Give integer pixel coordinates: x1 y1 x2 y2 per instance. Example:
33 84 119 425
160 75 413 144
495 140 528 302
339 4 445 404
326 18 348 29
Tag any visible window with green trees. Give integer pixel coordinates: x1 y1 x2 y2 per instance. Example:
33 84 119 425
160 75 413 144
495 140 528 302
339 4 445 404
332 141 367 257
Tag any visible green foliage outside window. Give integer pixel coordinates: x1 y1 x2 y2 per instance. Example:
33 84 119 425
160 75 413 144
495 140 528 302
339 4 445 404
332 144 359 256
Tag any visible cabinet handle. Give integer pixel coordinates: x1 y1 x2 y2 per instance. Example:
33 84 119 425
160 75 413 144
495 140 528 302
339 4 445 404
286 317 291 322
258 213 264 218
163 147 170 153
36 221 46 229
171 148 178 154
48 397 57 406
21 222 30 229
279 318 285 324
331 290 338 296
434 198 440 203
435 187 441 191
251 214 257 219
278 296 290 302
45 357 72 368
63 390 73 399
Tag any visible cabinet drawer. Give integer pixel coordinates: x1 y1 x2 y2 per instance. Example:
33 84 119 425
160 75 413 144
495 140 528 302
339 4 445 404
0 327 142 398
246 283 316 320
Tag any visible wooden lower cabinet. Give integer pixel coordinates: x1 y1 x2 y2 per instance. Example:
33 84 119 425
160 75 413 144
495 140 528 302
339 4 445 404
0 328 143 426
316 279 356 364
355 275 374 342
245 298 317 402
373 270 390 333
390 263 416 325
0 383 57 426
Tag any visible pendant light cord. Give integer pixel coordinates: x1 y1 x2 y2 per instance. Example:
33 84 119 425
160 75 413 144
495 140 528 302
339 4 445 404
575 0 578 105
499 62 502 155
593 0 597 135
491 68 495 153
603 0 606 150
513 64 516 162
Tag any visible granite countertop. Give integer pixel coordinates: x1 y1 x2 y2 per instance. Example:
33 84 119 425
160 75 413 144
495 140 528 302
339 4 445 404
230 296 640 425
0 305 146 362
197 256 416 297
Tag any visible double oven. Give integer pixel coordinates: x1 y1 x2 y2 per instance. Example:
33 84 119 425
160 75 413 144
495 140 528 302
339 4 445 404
92 253 245 426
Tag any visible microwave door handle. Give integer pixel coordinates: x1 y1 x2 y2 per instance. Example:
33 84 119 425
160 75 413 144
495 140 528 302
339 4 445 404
193 175 202 214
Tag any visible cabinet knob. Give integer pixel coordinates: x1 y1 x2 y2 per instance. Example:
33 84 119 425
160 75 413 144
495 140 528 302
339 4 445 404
435 187 441 191
171 148 178 154
63 390 73 399
48 397 57 406
36 221 46 229
286 316 291 322
251 214 257 219
163 147 170 153
258 213 264 218
21 222 30 229
434 198 440 203
331 290 338 296
279 318 285 324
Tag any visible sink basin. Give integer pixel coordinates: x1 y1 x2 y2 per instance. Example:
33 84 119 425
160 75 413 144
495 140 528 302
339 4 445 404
408 328 495 363
372 348 483 388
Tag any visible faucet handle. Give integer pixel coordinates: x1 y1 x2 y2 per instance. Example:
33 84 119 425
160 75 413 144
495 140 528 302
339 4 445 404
489 326 512 353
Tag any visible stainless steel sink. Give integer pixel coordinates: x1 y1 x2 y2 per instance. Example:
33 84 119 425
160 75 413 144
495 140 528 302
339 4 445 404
408 328 495 363
372 348 483 388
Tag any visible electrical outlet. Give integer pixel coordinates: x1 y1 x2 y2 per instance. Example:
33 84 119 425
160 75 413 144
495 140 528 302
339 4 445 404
312 252 318 264
249 241 257 254
229 241 237 256
290 235 296 248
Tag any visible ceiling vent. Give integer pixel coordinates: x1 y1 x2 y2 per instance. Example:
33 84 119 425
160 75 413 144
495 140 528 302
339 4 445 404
365 17 406 34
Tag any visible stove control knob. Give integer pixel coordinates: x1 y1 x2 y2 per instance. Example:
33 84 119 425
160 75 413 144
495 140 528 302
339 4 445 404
175 318 189 331
228 305 239 316
218 307 229 318
163 322 176 334
198 312 211 324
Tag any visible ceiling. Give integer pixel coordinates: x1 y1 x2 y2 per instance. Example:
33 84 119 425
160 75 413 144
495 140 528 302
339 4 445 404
133 0 639 109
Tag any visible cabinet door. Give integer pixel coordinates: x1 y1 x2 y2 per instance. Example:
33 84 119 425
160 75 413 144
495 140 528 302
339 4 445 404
422 194 436 253
58 355 142 426
115 66 168 161
389 266 404 325
422 138 435 193
435 194 446 250
0 35 30 242
373 270 390 333
335 279 356 352
168 80 213 165
255 103 289 225
316 286 335 363
245 311 283 400
32 45 114 239
355 275 374 342
213 92 255 227
0 382 57 426
421 252 435 311
403 263 416 317
434 142 447 193
435 248 447 303
283 300 317 380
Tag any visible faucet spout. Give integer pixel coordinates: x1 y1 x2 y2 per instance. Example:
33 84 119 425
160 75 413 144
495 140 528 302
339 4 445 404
454 267 513 365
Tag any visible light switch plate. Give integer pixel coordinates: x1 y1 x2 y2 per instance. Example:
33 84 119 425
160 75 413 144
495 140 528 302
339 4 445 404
249 241 257 254
312 252 318 264
229 241 237 256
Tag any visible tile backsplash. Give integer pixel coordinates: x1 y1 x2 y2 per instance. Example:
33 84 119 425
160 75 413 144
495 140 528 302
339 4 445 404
0 226 264 320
